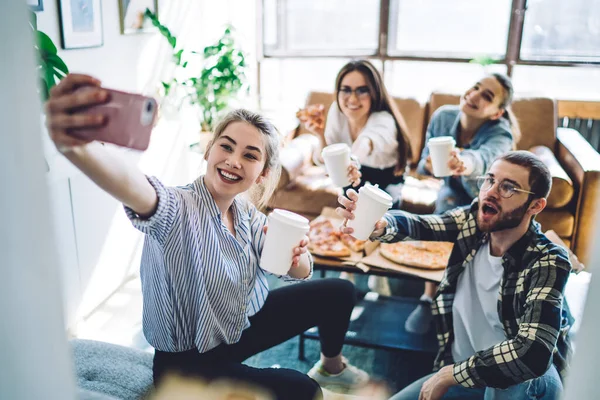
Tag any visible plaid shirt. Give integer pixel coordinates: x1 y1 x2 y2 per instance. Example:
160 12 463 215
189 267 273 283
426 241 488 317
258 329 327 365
381 201 573 389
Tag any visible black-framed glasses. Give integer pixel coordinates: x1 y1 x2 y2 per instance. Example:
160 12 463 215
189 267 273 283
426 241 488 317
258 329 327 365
476 176 535 199
338 86 370 99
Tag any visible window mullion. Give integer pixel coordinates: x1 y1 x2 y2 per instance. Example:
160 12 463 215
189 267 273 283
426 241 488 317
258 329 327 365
378 0 390 58
505 0 527 76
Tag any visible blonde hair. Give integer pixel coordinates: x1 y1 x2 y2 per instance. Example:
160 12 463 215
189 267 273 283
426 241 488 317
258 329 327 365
205 109 281 210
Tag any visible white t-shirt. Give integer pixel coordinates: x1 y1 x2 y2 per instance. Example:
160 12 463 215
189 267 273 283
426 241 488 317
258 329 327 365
324 103 398 169
451 242 506 362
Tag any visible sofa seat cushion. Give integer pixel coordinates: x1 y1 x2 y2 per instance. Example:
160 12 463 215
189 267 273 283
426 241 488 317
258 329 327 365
530 146 574 209
71 339 153 400
537 210 575 238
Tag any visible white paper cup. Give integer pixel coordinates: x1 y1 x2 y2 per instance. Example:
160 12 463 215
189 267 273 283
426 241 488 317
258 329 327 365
347 184 393 241
321 143 351 187
428 136 456 177
260 209 309 275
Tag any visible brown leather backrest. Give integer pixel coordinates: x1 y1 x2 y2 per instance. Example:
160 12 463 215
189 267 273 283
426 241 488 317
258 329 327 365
427 93 460 121
511 97 557 151
394 97 426 165
298 92 427 165
427 93 557 152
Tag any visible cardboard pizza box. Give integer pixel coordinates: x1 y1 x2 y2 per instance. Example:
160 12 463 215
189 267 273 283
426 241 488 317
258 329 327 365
360 243 445 283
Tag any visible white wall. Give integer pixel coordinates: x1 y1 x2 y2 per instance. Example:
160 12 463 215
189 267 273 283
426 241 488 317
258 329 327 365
35 0 259 329
37 0 163 92
37 0 169 328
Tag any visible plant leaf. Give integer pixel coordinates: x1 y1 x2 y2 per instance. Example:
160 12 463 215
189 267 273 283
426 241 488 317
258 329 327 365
36 31 57 54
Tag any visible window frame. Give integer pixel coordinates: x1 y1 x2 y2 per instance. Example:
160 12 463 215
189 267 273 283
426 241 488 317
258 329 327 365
259 0 600 76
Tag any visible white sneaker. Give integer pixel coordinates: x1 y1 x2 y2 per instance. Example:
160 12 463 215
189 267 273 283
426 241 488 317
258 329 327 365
307 360 370 393
339 271 356 284
368 275 391 297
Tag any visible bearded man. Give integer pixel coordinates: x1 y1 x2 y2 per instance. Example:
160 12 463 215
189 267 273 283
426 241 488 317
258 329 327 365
337 151 572 400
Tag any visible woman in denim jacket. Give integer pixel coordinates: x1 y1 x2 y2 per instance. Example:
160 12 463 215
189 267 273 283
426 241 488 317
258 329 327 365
418 73 520 213
407 73 521 334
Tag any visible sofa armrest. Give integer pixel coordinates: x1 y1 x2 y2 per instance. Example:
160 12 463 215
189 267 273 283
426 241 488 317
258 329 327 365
556 127 600 267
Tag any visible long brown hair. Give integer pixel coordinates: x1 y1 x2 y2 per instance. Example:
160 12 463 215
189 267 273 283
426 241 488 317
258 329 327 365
334 60 412 175
490 73 521 147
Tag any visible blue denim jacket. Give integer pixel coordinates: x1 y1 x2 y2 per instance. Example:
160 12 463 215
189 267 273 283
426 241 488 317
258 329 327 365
417 105 514 213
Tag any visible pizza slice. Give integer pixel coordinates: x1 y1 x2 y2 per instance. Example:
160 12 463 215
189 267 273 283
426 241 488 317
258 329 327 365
308 217 336 244
296 104 325 129
340 234 367 253
309 236 352 258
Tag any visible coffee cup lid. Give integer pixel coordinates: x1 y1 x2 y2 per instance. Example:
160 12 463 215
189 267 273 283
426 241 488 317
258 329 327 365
322 143 350 157
269 209 309 230
359 184 393 206
428 136 455 145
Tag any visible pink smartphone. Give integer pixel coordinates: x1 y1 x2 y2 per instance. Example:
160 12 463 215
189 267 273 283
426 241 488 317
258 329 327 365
69 87 158 151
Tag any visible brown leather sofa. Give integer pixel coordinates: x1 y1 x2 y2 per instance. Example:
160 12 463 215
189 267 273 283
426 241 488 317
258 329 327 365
269 91 600 267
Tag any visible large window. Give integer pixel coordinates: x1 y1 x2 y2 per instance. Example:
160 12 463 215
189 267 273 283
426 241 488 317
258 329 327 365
260 0 600 109
263 0 381 55
388 0 512 59
520 0 600 62
263 0 600 65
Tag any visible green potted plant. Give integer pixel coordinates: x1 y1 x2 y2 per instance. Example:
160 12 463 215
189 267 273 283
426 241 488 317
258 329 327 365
29 11 69 101
145 10 248 136
469 55 499 74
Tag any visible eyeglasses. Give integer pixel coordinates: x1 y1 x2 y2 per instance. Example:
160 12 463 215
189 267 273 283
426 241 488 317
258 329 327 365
476 176 535 199
338 86 371 100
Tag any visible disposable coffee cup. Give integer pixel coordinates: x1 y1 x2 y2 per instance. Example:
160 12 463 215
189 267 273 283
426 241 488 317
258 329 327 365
347 184 393 241
260 209 309 275
428 136 456 177
321 143 351 187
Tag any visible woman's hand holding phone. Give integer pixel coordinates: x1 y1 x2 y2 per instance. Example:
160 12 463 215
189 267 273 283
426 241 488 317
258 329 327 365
45 73 159 218
45 74 109 152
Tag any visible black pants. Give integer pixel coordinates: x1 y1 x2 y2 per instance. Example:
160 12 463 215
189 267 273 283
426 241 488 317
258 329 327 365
153 278 356 400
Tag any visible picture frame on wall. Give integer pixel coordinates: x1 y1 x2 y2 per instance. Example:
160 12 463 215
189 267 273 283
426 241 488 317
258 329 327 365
58 0 103 49
27 0 44 12
118 0 158 35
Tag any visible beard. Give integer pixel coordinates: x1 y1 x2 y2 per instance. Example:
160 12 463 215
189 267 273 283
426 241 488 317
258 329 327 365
477 200 531 233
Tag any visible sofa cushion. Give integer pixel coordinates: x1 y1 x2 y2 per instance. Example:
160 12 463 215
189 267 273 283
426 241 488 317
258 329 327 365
427 93 460 120
71 339 153 400
512 97 557 151
536 210 575 238
394 98 426 165
530 145 574 209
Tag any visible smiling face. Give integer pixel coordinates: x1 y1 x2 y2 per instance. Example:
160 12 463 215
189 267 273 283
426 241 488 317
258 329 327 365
337 70 372 123
204 121 268 201
477 160 536 233
460 76 506 121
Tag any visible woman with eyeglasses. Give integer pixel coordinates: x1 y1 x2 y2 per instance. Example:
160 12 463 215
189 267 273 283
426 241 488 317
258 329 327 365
303 59 412 193
301 60 413 295
406 73 522 335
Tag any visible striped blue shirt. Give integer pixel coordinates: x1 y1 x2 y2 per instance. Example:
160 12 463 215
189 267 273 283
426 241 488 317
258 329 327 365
124 175 313 353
